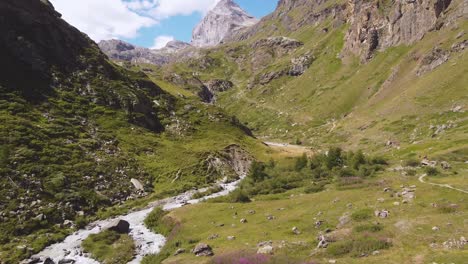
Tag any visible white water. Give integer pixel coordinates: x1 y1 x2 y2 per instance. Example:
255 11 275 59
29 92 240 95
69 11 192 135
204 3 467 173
32 175 245 264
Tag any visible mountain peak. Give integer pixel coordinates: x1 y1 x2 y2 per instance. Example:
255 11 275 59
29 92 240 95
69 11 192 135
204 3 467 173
191 0 258 47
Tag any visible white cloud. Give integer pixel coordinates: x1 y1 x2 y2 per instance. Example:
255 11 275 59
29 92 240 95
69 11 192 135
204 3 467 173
151 0 220 19
151 35 175 49
49 0 222 43
50 0 156 41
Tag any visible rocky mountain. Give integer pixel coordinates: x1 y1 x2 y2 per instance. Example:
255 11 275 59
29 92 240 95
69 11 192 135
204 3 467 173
191 0 258 47
98 39 192 65
1 0 467 263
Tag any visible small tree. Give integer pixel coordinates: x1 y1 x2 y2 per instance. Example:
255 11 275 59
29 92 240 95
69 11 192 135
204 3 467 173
350 150 366 170
326 147 343 169
295 153 308 171
249 161 269 182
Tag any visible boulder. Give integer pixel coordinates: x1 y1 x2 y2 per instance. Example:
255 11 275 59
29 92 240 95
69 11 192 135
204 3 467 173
130 178 144 191
257 245 273 255
292 226 301 235
338 213 351 227
192 243 214 256
107 219 130 233
174 248 185 256
441 161 451 170
44 258 55 264
58 260 75 264
374 210 390 218
288 53 314 76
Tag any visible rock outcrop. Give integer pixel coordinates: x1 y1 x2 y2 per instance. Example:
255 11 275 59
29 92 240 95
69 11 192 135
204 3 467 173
191 0 258 47
343 0 453 60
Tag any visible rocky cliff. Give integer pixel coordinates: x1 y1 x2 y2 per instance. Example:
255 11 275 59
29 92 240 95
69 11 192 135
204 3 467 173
191 0 258 47
343 0 454 60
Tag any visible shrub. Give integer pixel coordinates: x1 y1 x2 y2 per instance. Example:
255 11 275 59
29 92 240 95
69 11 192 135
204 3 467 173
326 147 343 169
295 153 308 171
249 161 269 182
304 183 325 194
82 230 135 264
406 169 417 176
351 208 373 221
352 237 391 256
144 207 174 236
327 237 391 257
354 224 383 233
327 240 354 256
425 167 439 176
404 159 420 167
230 189 251 203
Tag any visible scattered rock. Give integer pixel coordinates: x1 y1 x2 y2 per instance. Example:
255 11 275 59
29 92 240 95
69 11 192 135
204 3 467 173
440 161 451 170
240 218 247 223
130 178 144 191
292 226 301 235
227 236 236 241
58 260 75 264
315 220 324 228
257 245 274 255
338 213 351 227
317 234 328 248
374 210 390 218
328 260 337 264
62 220 73 227
208 234 219 240
174 248 185 256
288 53 314 76
372 250 380 256
248 210 256 214
377 198 385 203
432 226 440 231
192 243 214 256
44 258 55 264
267 215 275 221
451 105 464 113
107 219 130 234
421 159 437 167
393 202 400 206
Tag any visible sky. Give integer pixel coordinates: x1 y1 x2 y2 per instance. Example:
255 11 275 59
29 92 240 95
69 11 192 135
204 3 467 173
49 0 278 49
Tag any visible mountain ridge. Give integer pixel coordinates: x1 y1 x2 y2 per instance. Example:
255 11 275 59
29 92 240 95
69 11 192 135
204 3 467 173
191 0 259 47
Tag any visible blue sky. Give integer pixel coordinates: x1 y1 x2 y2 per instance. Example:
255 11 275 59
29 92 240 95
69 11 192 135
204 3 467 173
50 0 278 48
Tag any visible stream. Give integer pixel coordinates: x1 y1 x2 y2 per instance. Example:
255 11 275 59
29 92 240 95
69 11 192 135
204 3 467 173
31 175 245 264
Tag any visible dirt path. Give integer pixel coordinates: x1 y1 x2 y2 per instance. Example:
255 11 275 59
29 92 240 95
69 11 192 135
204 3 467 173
418 174 468 194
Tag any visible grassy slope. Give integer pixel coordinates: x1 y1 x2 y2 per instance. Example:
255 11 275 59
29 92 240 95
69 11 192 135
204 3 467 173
151 151 467 264
0 65 264 263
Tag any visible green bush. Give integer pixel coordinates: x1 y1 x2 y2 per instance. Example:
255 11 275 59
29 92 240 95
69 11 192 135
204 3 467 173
304 183 325 194
230 189 251 203
82 230 135 264
327 237 391 257
354 224 383 233
327 240 354 256
249 161 269 182
404 158 420 167
352 237 391 256
425 167 439 176
351 208 373 221
144 207 174 236
294 153 308 171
